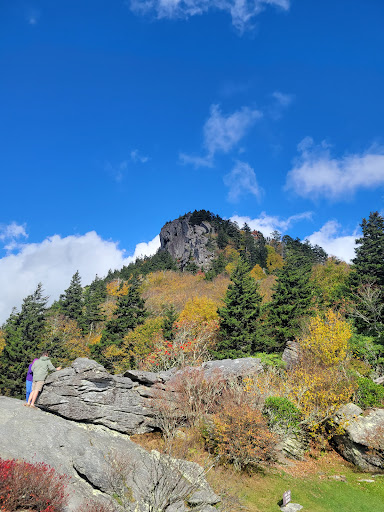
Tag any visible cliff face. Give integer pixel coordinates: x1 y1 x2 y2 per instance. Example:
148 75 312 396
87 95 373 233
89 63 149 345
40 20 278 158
160 215 216 270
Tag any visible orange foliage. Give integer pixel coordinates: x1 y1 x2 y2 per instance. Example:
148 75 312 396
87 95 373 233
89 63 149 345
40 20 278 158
205 392 277 471
178 296 218 323
250 264 265 281
0 330 5 356
141 271 229 316
43 314 90 365
106 279 129 297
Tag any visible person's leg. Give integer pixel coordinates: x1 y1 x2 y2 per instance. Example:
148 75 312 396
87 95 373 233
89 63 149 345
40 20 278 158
27 389 37 405
26 380 32 402
29 381 43 407
30 390 40 407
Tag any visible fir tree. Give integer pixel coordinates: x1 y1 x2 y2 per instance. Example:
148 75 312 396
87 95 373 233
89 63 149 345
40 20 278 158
213 258 264 359
352 211 384 287
0 284 48 398
266 241 315 351
91 279 147 368
83 275 107 333
162 304 178 341
59 271 84 327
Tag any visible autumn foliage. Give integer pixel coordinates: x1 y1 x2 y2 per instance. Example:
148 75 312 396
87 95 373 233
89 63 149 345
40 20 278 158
0 458 69 512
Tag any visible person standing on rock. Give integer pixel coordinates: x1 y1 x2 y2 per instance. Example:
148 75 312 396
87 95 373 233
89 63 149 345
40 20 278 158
25 357 38 402
26 352 61 408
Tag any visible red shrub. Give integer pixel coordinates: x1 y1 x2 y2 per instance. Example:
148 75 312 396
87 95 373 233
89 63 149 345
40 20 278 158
0 458 69 512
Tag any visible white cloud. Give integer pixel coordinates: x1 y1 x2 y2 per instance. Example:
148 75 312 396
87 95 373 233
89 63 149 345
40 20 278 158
224 161 263 202
230 211 312 236
130 149 150 163
0 222 28 242
305 221 357 263
129 0 290 33
0 231 160 324
272 91 294 107
180 104 262 168
286 138 384 199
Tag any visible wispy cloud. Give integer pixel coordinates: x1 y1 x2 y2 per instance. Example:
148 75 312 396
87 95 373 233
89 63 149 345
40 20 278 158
180 104 262 168
224 161 263 202
0 232 160 324
230 211 312 236
129 0 290 33
286 137 384 200
130 149 150 163
0 222 28 242
26 8 41 25
105 150 150 181
305 221 357 262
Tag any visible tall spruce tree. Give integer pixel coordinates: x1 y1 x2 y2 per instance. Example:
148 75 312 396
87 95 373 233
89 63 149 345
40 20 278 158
59 271 84 327
0 284 48 398
83 275 107 333
348 212 384 339
213 258 264 359
267 239 316 351
91 279 147 368
352 211 384 287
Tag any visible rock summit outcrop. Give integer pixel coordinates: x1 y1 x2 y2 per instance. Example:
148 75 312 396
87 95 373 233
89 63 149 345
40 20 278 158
160 215 216 270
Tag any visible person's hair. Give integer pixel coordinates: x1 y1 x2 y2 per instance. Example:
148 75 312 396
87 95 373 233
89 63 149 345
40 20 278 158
41 351 49 358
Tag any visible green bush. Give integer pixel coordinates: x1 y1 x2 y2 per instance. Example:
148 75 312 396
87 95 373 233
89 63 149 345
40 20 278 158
255 352 286 369
355 377 384 409
263 396 301 432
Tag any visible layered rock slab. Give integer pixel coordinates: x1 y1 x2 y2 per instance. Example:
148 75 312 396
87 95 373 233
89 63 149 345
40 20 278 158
38 357 263 435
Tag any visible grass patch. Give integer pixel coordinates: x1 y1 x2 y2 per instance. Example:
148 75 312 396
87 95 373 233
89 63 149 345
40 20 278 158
131 432 384 512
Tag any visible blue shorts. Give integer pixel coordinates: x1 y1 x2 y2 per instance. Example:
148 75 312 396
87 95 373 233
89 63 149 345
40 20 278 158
26 380 33 401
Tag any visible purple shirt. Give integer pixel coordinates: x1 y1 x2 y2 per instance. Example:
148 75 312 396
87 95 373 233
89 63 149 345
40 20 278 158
26 359 38 382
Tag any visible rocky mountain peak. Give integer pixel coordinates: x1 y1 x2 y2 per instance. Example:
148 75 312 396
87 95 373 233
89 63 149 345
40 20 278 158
160 212 216 270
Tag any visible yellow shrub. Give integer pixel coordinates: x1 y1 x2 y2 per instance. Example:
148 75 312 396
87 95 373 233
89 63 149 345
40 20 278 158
178 296 218 323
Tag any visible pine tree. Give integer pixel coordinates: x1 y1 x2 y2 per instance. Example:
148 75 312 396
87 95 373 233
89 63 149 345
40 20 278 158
0 284 48 398
83 275 107 333
59 271 84 327
213 258 264 359
162 303 178 341
91 279 147 368
352 211 384 287
266 239 316 351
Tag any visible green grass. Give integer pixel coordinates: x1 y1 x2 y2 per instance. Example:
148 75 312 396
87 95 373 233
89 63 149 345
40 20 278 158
234 455 384 512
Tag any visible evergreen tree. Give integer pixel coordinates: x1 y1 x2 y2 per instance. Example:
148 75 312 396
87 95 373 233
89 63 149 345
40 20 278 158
0 284 48 398
59 271 84 327
83 275 107 333
213 258 264 359
348 212 384 339
91 279 147 368
266 241 315 351
162 304 178 341
352 211 384 287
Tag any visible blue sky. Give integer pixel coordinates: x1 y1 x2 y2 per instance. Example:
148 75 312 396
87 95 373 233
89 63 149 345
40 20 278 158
0 0 383 322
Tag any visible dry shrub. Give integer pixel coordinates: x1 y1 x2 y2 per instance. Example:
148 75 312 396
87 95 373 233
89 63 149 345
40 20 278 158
76 500 117 512
152 367 227 438
203 390 277 472
140 319 219 371
0 458 70 512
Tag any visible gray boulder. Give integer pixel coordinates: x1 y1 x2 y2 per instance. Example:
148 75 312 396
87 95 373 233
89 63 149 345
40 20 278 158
0 396 220 512
38 358 262 435
282 341 300 370
332 403 384 472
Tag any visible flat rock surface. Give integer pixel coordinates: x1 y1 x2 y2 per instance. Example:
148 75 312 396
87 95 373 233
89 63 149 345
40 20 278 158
0 396 219 512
